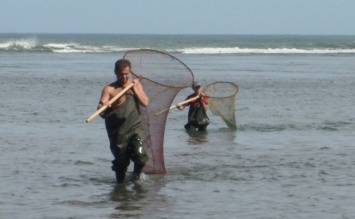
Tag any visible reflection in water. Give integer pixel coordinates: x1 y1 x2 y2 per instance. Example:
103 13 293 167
186 130 209 144
110 182 147 210
109 182 147 218
215 128 237 142
109 175 169 218
186 128 237 145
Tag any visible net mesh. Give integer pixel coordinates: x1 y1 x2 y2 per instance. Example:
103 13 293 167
123 49 194 174
204 81 239 130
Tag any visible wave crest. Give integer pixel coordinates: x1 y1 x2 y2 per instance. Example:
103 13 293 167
0 38 38 51
1 36 355 54
0 39 134 53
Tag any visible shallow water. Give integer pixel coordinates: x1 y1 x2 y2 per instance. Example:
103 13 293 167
1 51 355 219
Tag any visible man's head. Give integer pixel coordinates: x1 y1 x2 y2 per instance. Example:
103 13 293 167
114 59 131 84
114 59 131 74
191 81 201 90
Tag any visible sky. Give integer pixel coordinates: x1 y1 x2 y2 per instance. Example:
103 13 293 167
1 0 355 35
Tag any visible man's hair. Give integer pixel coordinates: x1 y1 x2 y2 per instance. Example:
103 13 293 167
114 59 131 74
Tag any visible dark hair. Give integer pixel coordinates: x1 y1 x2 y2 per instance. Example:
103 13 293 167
114 59 131 74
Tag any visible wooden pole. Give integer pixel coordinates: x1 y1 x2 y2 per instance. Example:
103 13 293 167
86 83 134 123
155 95 200 116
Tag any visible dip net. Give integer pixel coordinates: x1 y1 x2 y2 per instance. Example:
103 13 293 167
123 49 194 174
204 81 239 130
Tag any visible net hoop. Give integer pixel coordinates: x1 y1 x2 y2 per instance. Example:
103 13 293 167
123 49 194 89
204 81 239 99
203 81 239 130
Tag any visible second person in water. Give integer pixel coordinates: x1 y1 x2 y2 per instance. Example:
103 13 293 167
177 82 209 131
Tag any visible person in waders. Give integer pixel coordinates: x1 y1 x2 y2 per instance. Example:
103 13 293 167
97 59 149 183
177 82 209 131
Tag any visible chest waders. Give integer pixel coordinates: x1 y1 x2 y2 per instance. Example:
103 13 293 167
185 99 209 131
104 95 148 182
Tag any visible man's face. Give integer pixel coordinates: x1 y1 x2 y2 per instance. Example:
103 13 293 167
116 66 131 84
194 86 201 93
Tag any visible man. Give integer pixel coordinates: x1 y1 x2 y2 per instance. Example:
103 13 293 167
177 82 209 131
98 59 149 183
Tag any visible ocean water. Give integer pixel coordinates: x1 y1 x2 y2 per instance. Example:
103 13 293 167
1 34 355 219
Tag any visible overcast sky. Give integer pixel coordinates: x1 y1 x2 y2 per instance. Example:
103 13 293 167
1 0 354 35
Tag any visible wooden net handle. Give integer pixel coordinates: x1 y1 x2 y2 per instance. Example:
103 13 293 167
155 95 200 116
86 83 134 123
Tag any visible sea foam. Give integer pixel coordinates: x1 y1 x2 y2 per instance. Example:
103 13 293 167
0 38 37 50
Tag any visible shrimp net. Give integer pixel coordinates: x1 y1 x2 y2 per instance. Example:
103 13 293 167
204 81 239 130
123 49 194 174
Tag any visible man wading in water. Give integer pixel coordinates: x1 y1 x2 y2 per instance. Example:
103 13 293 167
97 59 149 183
177 82 209 132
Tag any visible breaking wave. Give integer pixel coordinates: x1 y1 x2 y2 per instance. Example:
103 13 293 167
1 35 355 54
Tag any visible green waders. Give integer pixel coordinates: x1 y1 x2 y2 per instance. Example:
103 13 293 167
104 95 148 183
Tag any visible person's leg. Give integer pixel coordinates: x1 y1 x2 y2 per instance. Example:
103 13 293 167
185 123 197 132
198 124 208 131
112 160 130 183
132 163 145 181
129 134 148 180
110 139 130 183
184 123 190 130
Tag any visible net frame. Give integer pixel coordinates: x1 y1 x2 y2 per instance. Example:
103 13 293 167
203 81 239 130
123 49 194 174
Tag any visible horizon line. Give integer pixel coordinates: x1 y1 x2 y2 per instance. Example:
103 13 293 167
1 32 355 37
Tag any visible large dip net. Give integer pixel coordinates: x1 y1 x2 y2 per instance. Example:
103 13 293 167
123 49 194 174
204 81 239 130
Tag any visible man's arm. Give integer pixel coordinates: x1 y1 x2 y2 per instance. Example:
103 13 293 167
177 95 193 110
201 95 209 111
177 103 186 110
131 79 149 107
97 85 112 110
